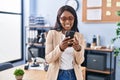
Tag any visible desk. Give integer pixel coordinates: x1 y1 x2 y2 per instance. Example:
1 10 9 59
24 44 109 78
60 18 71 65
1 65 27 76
0 65 47 80
0 65 86 80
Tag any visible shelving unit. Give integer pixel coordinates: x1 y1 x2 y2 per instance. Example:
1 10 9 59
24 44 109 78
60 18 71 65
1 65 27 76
82 48 116 80
26 25 52 60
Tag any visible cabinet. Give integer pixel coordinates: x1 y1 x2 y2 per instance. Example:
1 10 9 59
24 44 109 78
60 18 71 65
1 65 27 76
82 48 116 80
26 25 52 61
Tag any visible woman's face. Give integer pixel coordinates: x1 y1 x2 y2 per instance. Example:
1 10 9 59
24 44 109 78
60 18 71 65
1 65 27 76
60 11 74 31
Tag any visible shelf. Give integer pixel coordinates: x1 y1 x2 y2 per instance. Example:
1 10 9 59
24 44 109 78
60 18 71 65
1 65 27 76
26 25 52 61
87 68 113 74
26 43 45 48
83 48 116 80
85 47 113 52
27 25 53 30
29 25 53 28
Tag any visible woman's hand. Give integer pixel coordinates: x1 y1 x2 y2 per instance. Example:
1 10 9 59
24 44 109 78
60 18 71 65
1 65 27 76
72 37 81 51
59 37 73 51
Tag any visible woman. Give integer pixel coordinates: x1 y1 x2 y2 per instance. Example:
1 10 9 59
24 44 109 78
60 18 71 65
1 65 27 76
45 5 86 80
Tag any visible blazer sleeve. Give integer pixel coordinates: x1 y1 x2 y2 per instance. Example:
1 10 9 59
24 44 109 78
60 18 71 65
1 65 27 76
74 33 86 65
45 30 62 63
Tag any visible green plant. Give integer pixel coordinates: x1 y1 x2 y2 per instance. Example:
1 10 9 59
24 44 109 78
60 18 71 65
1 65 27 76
111 11 120 56
14 68 24 76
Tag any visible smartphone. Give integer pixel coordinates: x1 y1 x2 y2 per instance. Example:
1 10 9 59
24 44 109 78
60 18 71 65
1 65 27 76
65 31 75 46
65 31 75 39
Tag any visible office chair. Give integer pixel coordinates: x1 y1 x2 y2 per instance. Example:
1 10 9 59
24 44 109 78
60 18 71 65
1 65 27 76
0 62 13 71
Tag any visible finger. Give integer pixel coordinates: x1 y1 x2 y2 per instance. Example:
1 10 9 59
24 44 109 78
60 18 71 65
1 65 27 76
68 39 74 42
74 37 78 42
63 41 69 46
74 37 79 44
63 37 71 41
60 42 67 50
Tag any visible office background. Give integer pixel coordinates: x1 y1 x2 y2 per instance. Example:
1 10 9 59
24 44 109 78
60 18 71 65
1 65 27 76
0 0 119 80
24 0 119 80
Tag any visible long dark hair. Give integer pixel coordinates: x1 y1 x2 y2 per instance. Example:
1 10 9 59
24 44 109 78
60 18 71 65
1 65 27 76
54 5 79 32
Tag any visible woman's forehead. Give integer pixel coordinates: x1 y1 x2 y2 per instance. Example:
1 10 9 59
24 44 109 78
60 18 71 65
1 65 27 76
60 11 73 17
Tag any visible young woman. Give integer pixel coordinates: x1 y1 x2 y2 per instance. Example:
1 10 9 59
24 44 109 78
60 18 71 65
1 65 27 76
45 5 86 80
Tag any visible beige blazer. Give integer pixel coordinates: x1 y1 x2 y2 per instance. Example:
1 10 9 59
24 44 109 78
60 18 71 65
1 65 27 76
45 30 86 80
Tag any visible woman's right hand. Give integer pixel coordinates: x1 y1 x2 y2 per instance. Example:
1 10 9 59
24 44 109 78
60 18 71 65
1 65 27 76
59 37 73 51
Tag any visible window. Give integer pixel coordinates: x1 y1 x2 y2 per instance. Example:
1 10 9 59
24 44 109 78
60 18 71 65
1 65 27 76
0 0 23 63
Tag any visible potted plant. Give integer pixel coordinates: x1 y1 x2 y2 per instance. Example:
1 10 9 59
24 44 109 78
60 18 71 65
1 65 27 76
111 11 120 56
13 68 24 80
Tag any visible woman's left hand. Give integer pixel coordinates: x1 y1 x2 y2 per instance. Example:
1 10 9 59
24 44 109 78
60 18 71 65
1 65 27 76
72 37 81 51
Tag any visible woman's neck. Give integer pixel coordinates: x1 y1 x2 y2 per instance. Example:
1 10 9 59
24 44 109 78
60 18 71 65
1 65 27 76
62 29 70 34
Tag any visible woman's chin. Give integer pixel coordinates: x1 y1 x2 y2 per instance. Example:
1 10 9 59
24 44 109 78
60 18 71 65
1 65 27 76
65 28 71 31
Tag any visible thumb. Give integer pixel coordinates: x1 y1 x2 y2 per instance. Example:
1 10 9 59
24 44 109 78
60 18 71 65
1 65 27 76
75 37 78 41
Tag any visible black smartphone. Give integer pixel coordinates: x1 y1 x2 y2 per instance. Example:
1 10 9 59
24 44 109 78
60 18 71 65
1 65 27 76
65 31 75 46
65 31 75 39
